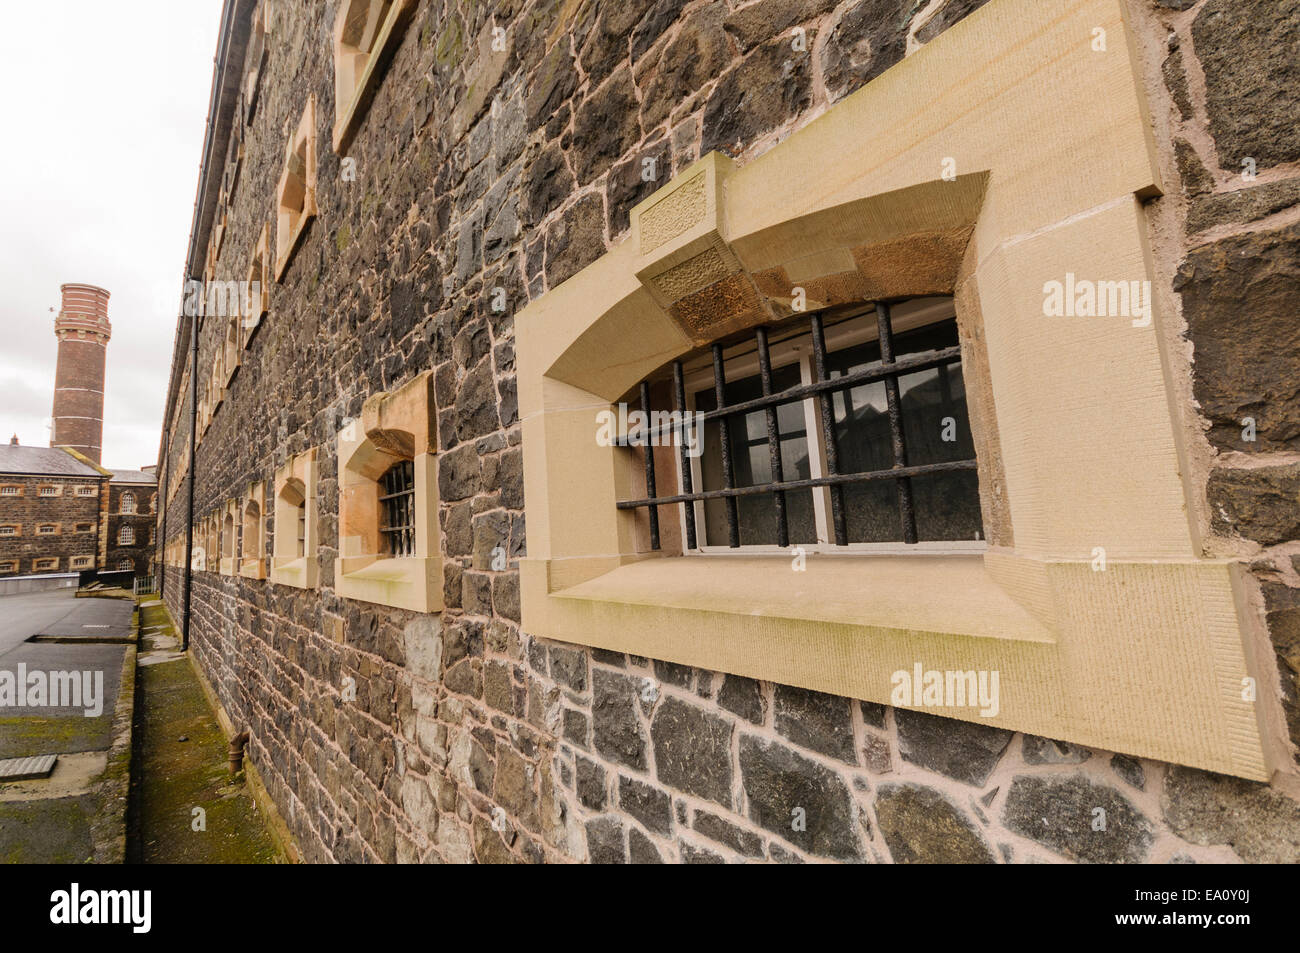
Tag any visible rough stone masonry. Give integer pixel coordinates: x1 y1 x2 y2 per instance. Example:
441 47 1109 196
157 0 1300 863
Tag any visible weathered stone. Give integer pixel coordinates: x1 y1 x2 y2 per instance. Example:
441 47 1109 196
618 775 673 835
438 443 482 500
859 700 886 729
1263 582 1300 751
738 735 861 860
1022 735 1092 766
895 708 1012 786
544 193 606 288
1177 227 1300 451
521 140 575 229
641 2 731 130
525 41 578 134
1163 765 1300 863
701 36 814 157
576 756 607 810
773 684 856 762
1111 754 1146 791
819 0 907 104
652 658 693 689
628 826 664 863
585 815 627 863
548 643 588 691
717 674 764 724
651 696 733 806
403 615 443 682
863 733 892 774
1207 464 1300 546
1174 138 1213 197
1003 775 1154 864
571 68 642 184
723 0 839 52
874 783 995 863
1188 178 1300 236
693 809 764 857
592 669 649 770
454 360 500 442
679 840 726 863
1162 51 1193 123
1192 0 1300 168
606 138 671 238
914 0 991 44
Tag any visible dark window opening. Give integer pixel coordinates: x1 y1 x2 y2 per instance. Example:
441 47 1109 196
379 460 416 557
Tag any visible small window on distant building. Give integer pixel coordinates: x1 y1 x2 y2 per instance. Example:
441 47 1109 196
118 526 135 546
71 555 93 569
75 522 93 533
274 95 317 280
76 485 97 497
36 524 58 536
0 525 18 537
38 485 59 498
116 558 133 572
0 484 21 497
121 491 136 514
33 558 58 571
0 560 17 573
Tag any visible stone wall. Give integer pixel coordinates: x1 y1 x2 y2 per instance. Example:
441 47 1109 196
105 483 156 576
157 0 1300 863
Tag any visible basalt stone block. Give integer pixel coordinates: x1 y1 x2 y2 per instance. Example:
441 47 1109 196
723 0 839 52
593 669 649 770
521 141 574 230
585 815 627 864
651 696 733 806
701 36 814 157
1022 735 1092 766
607 138 671 238
640 2 731 130
1004 775 1154 864
544 193 606 289
895 708 1012 786
454 360 501 442
579 0 661 87
1162 51 1194 123
693 809 764 857
1207 464 1300 546
571 68 642 184
1187 178 1300 237
874 784 995 863
819 0 907 103
525 41 578 133
618 775 673 836
1192 0 1300 169
576 756 607 810
628 826 664 863
1111 754 1146 791
549 643 589 692
913 0 992 45
773 684 856 763
738 735 861 860
1163 765 1300 863
1175 223 1300 452
717 674 764 724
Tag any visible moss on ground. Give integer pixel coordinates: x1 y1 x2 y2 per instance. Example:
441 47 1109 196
0 796 95 863
129 601 282 864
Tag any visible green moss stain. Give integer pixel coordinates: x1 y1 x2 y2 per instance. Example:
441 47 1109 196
436 16 465 70
336 223 352 252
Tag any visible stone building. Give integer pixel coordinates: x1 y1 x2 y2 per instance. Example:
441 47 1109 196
103 469 158 577
156 0 1300 863
0 440 106 577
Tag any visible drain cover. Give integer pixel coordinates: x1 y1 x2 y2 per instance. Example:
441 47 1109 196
0 754 57 781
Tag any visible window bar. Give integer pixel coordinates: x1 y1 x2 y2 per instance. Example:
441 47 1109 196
640 381 661 551
711 343 741 547
810 314 848 545
672 360 697 550
754 327 789 548
876 302 917 543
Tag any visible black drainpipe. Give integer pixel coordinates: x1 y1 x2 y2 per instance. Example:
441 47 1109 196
182 307 198 653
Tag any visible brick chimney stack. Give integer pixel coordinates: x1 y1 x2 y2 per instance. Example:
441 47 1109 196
50 283 111 464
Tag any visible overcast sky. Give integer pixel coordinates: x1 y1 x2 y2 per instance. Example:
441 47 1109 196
0 1 221 471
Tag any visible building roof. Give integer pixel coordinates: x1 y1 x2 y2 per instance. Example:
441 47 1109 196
108 468 157 485
0 444 104 478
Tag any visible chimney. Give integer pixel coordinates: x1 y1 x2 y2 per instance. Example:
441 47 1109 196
8 435 17 445
50 283 111 464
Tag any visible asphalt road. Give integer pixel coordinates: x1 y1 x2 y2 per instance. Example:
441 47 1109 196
0 589 88 659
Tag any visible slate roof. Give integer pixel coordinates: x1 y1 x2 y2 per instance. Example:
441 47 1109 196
108 468 157 485
0 444 104 478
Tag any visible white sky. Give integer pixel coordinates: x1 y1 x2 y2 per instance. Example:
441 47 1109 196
0 1 222 471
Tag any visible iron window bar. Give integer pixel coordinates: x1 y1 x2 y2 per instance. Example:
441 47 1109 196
616 301 977 550
378 459 416 557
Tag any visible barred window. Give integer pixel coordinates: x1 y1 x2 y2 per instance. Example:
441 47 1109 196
118 526 135 545
38 486 58 498
296 502 307 558
121 491 136 514
117 558 133 572
619 298 983 550
378 460 416 557
0 485 20 497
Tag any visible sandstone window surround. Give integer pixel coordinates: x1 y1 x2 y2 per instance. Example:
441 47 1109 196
240 481 267 579
516 0 1282 782
118 526 134 546
71 555 92 570
274 95 318 281
0 485 22 497
37 485 61 498
271 447 319 589
37 524 59 536
220 501 238 576
244 1 270 123
33 558 58 571
223 303 242 388
0 525 20 537
121 491 136 514
331 0 416 154
245 224 271 343
0 561 17 573
336 371 440 612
